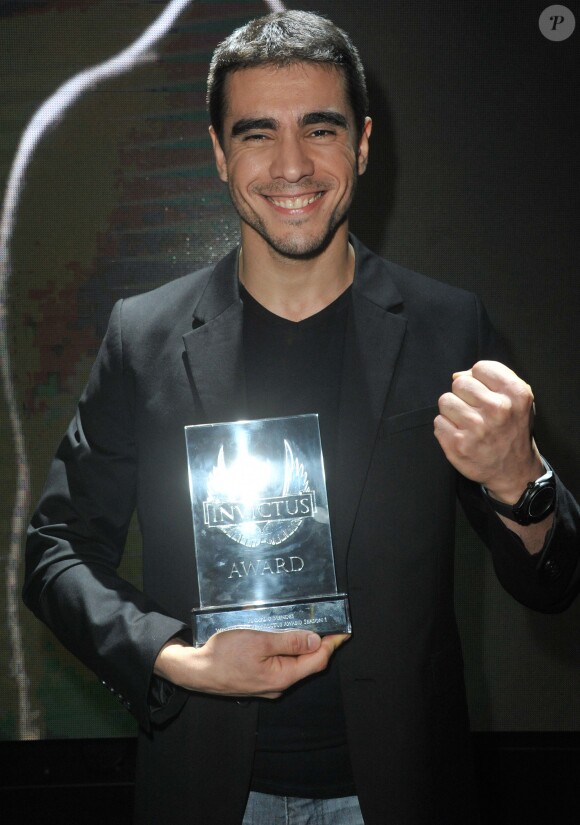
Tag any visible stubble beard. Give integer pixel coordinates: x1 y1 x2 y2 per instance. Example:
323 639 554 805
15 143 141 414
228 174 358 261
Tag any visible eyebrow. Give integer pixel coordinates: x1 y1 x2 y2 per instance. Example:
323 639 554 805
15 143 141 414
230 110 349 137
231 118 277 137
300 111 349 129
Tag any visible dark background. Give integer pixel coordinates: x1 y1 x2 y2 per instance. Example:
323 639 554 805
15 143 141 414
0 0 578 820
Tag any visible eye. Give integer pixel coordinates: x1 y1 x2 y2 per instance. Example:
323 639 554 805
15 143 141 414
242 133 269 142
310 128 335 138
306 128 339 141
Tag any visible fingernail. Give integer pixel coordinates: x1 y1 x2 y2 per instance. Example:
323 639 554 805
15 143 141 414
307 633 319 650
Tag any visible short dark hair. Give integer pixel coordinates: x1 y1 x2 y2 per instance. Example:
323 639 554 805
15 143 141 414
207 11 368 144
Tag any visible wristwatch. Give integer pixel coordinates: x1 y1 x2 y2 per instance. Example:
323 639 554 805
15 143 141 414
483 460 556 526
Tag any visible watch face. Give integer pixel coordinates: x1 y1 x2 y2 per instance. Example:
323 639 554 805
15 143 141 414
528 484 556 518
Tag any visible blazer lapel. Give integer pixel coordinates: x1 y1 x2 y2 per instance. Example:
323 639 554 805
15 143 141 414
332 239 407 578
182 248 247 423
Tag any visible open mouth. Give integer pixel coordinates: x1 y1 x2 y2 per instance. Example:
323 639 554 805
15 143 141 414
265 191 325 210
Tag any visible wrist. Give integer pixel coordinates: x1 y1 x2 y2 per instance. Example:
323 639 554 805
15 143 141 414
482 458 556 526
485 454 545 504
154 639 194 684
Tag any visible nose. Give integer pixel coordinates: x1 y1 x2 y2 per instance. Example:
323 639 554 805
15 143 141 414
269 134 315 182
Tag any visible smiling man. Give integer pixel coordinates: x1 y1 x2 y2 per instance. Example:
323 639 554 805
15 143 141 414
210 63 370 267
24 11 580 825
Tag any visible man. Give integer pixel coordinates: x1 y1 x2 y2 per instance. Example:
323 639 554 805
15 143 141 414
24 11 579 825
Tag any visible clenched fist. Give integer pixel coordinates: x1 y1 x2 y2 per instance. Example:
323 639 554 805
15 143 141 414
434 360 543 503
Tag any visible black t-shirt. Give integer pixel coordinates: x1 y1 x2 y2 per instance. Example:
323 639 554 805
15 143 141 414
241 283 356 798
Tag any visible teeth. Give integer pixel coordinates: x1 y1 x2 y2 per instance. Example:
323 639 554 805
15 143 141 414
268 192 323 209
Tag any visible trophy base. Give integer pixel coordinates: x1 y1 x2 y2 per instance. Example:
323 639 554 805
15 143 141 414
191 593 351 647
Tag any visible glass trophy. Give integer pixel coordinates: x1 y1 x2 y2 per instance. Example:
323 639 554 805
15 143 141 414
185 414 350 646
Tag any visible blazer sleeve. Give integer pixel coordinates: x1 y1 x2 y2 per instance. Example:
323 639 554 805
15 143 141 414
23 300 190 730
457 296 580 613
458 474 580 612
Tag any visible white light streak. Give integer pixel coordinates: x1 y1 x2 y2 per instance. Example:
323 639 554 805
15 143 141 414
0 0 287 742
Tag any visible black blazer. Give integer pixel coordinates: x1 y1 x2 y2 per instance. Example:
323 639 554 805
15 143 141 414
25 237 580 824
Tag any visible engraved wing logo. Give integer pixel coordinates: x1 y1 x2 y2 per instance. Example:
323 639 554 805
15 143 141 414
205 440 311 548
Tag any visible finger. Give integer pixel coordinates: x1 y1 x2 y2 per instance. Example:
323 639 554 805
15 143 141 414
473 363 535 426
433 412 458 439
265 632 348 687
437 390 485 429
453 362 522 398
273 638 337 685
320 633 351 653
449 374 508 414
469 361 531 397
263 630 322 658
452 369 472 381
290 634 350 675
456 364 535 429
433 413 468 459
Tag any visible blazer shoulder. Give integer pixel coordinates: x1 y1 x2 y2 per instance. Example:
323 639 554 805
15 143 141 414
113 245 239 340
383 258 478 308
121 263 215 323
383 258 496 355
352 236 498 359
352 235 478 311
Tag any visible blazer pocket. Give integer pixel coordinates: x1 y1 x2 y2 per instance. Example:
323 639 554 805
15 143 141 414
380 405 439 437
431 642 465 696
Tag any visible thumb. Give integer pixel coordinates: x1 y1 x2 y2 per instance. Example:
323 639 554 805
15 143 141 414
268 630 322 656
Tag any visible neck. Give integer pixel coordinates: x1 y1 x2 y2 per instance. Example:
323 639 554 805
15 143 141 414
238 227 355 322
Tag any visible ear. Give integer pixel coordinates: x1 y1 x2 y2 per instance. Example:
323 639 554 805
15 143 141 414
209 126 228 182
357 117 372 176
